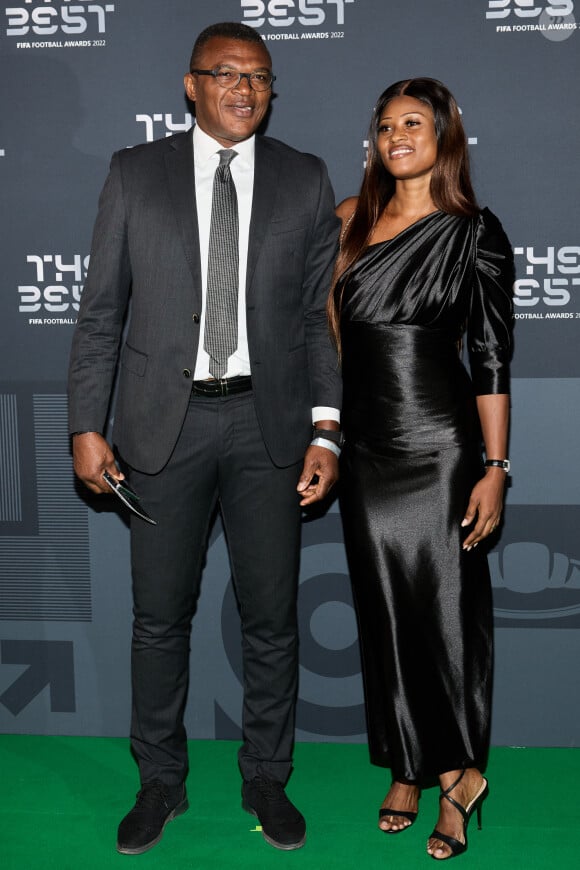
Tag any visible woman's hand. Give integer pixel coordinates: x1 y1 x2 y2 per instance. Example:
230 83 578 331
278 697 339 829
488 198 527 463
464 392 510 550
461 467 506 550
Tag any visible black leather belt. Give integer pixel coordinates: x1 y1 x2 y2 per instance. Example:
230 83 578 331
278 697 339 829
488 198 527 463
191 376 252 397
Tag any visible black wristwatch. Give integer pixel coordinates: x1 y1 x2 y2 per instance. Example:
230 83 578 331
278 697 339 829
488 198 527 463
313 428 345 448
484 459 510 472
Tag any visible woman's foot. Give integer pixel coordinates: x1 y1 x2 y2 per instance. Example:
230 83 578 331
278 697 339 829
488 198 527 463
378 781 420 832
427 768 487 859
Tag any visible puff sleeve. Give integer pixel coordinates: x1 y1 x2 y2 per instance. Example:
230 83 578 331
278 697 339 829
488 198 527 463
467 207 514 395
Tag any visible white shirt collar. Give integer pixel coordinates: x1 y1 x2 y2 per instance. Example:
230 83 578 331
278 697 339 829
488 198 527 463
193 123 255 167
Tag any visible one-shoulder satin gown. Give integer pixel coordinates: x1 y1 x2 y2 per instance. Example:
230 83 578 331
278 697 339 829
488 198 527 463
339 208 513 782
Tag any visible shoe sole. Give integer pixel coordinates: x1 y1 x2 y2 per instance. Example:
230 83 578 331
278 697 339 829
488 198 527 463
116 798 189 855
242 800 306 851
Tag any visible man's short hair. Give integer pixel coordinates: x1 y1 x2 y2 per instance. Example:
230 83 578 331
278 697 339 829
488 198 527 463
190 22 271 71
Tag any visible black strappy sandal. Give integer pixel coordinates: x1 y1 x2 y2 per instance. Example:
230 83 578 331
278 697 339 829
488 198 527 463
428 770 488 859
379 806 418 833
379 785 420 834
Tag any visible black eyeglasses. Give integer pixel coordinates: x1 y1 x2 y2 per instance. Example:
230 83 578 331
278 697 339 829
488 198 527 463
191 67 276 92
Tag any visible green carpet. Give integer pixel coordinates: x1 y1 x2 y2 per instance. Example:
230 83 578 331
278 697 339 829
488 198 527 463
1 736 576 869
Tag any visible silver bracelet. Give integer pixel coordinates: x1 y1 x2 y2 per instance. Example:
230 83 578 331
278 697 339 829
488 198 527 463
310 436 341 458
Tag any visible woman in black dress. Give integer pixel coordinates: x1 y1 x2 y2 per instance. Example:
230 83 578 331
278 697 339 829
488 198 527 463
329 79 513 859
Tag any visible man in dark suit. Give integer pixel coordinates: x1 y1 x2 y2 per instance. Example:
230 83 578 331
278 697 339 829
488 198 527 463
68 21 341 856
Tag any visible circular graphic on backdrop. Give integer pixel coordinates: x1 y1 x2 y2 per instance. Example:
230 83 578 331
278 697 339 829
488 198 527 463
540 10 577 41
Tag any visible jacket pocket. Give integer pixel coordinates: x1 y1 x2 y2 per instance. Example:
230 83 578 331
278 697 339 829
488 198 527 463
269 214 309 235
120 343 147 377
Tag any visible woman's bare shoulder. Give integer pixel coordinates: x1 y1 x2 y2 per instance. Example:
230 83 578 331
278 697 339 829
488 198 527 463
336 195 358 221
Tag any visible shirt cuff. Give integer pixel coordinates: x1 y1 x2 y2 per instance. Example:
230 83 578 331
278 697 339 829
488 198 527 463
312 406 340 424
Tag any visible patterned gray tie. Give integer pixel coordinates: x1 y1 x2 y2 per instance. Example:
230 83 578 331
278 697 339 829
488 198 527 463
204 149 239 380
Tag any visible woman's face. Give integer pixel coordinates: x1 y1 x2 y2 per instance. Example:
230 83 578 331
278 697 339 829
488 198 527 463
376 95 438 180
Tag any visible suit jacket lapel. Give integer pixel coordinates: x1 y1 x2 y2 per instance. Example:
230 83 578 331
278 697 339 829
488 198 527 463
164 128 201 290
247 137 280 296
164 132 280 298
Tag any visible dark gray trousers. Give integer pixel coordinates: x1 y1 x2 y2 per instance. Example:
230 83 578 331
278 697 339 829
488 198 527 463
126 390 302 787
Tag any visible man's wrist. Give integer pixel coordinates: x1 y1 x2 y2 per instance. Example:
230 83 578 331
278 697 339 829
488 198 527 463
310 425 344 457
312 426 345 449
310 436 341 458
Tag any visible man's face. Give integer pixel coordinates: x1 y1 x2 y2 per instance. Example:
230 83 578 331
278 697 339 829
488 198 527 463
184 37 273 147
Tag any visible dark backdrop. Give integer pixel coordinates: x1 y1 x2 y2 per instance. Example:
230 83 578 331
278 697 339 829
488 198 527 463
1 0 579 746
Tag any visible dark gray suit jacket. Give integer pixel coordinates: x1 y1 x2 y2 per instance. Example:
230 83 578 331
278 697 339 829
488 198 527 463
68 129 341 473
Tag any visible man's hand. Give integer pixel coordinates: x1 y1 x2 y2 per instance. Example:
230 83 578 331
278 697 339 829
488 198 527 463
72 431 121 494
296 444 339 506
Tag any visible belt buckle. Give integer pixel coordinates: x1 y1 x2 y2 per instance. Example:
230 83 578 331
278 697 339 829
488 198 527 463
218 377 228 397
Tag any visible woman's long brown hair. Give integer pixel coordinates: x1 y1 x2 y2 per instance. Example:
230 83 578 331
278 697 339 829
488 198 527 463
328 78 479 349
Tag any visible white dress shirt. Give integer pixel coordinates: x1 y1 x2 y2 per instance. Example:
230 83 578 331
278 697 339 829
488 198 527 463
193 124 253 380
192 124 339 425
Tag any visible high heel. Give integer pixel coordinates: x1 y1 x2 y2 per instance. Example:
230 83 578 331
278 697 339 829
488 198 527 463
428 770 488 859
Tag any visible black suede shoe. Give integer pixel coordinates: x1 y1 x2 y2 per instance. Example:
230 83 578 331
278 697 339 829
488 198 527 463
116 780 188 855
242 776 306 850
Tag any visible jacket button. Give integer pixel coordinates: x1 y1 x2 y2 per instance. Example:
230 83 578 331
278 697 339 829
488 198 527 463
192 313 200 324
182 368 191 378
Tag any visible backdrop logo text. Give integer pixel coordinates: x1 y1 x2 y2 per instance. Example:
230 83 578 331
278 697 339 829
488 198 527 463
240 0 356 40
6 1 115 47
486 0 573 16
514 244 580 318
485 1 577 39
18 253 89 323
136 113 194 142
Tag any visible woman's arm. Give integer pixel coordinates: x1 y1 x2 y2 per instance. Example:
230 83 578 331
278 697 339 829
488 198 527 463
461 393 510 550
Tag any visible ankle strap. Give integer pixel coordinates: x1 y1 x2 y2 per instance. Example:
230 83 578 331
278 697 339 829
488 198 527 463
439 770 468 823
439 769 465 799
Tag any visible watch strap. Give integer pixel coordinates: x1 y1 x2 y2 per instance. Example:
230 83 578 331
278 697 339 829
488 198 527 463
485 459 510 472
313 428 345 448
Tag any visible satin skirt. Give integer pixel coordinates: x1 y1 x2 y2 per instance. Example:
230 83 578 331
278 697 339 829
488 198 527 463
340 324 493 783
